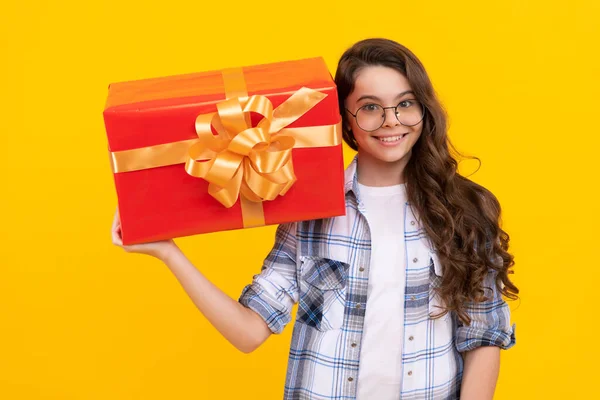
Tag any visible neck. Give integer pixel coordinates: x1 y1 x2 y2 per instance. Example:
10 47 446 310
356 152 411 187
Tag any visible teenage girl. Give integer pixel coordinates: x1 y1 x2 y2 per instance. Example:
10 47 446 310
112 38 518 400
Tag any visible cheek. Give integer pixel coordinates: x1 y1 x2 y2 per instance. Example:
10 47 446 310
353 130 373 148
412 125 424 141
349 120 371 143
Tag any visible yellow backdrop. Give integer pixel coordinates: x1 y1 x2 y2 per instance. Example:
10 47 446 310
1 0 598 398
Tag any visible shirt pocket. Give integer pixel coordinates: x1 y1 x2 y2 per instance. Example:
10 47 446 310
296 256 349 331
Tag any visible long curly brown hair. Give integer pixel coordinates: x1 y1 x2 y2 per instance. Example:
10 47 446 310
335 38 519 324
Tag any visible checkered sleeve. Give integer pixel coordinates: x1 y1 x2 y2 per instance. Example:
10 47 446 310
238 222 299 334
455 268 516 352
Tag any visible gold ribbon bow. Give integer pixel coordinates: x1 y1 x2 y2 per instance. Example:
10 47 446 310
185 87 326 212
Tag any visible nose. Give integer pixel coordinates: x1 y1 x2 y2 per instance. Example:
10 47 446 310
381 107 400 128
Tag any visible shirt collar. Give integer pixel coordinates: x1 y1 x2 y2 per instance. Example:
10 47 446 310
343 154 410 207
344 155 359 196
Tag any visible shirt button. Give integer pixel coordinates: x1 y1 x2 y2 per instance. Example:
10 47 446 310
413 258 418 263
407 371 413 376
356 304 362 309
408 335 414 341
359 267 365 272
351 342 357 348
348 377 354 382
410 221 416 226
410 296 416 301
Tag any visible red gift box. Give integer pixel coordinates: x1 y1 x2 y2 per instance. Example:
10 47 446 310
104 57 346 245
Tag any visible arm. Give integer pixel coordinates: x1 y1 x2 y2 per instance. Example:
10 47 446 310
160 244 272 353
237 222 300 335
111 210 298 354
460 346 500 400
159 221 300 352
455 269 516 399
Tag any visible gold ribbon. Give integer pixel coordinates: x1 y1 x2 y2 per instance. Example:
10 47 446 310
111 68 341 227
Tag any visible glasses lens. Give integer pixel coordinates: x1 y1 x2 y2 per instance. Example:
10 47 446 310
396 100 424 126
356 104 385 131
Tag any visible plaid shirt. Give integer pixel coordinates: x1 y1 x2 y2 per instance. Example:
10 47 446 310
239 156 516 400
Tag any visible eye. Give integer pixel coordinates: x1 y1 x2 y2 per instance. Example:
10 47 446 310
397 100 416 108
360 103 381 113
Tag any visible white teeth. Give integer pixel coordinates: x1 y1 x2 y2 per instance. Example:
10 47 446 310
378 134 406 143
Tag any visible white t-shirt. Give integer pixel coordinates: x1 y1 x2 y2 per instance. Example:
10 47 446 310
356 182 408 400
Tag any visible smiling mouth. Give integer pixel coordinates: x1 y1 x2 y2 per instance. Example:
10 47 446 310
374 133 408 143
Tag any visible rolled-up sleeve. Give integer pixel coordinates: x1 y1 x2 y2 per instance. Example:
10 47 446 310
238 222 299 334
455 268 516 352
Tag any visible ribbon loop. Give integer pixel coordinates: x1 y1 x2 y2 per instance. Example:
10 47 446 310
228 127 269 156
186 88 328 209
217 97 248 139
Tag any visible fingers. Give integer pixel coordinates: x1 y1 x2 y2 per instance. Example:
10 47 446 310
112 208 120 231
112 227 123 246
112 231 123 246
112 207 123 246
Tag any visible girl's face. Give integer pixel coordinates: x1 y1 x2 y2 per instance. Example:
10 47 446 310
345 65 423 165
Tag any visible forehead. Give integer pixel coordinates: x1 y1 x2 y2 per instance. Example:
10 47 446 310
351 65 412 101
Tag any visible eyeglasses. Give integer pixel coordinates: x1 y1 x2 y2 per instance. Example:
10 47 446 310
345 99 425 132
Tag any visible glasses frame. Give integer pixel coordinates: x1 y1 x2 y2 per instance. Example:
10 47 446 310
345 100 426 132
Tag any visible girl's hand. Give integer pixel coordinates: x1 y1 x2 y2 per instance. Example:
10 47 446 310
111 209 178 261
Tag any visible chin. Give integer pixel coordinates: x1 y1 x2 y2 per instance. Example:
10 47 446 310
368 148 411 164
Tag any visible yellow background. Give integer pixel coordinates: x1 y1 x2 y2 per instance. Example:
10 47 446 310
1 0 598 398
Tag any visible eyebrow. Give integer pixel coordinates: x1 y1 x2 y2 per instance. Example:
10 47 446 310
356 90 414 103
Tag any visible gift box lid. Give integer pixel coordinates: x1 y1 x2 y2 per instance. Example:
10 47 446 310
103 57 339 153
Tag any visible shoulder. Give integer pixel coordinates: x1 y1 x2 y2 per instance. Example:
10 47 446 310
296 216 336 231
